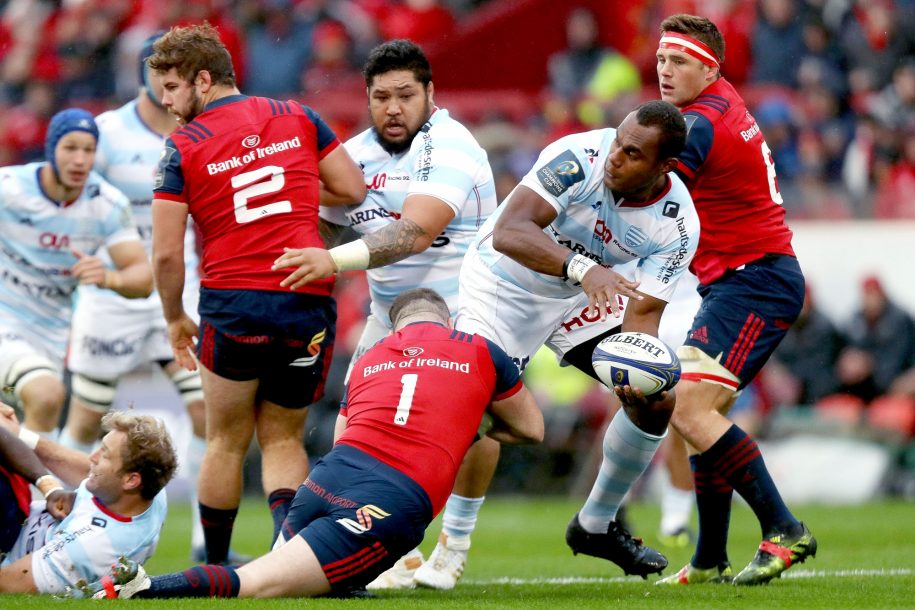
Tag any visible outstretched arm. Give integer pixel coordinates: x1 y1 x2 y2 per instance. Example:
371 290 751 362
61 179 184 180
273 194 455 289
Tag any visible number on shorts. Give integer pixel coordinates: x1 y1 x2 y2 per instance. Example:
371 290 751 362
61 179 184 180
230 165 292 224
393 373 418 426
760 141 784 205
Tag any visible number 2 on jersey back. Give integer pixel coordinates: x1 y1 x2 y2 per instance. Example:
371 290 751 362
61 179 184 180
231 165 292 223
393 373 418 425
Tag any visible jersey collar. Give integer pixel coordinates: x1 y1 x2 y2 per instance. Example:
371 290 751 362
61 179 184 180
92 496 133 522
610 174 672 208
204 94 249 113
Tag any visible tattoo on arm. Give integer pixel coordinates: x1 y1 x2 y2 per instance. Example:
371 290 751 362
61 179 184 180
319 219 349 248
363 218 427 268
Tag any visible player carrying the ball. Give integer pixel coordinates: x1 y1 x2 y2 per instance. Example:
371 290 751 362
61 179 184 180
414 99 700 583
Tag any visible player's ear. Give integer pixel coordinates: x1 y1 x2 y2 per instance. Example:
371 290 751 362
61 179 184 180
426 81 434 103
660 157 679 175
122 471 143 494
195 70 213 90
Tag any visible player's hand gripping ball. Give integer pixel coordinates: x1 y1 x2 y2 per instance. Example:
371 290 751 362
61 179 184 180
592 332 681 396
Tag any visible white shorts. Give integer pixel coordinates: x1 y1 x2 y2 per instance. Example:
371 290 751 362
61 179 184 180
455 251 623 370
0 325 61 405
1 500 55 569
68 280 200 380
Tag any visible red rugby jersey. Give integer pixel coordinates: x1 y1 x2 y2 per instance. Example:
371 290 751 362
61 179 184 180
154 95 340 295
675 78 795 285
337 322 522 515
0 464 32 518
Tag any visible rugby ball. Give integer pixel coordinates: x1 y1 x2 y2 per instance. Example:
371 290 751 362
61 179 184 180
592 332 681 396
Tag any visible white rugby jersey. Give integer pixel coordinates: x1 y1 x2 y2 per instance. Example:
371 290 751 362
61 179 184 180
79 100 198 310
471 128 700 303
0 162 140 355
1 480 166 595
321 108 496 323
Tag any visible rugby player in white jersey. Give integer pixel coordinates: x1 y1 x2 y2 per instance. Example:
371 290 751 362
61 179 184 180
277 38 496 357
57 34 224 563
0 108 151 441
0 403 176 595
273 39 497 587
416 100 701 588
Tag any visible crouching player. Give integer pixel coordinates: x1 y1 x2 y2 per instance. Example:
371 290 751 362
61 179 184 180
85 288 543 599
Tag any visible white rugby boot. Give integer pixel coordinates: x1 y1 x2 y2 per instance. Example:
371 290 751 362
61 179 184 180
413 532 470 590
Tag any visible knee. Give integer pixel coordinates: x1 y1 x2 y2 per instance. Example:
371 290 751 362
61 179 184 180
21 377 65 416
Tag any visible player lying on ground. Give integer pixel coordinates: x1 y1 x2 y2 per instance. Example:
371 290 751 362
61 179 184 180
83 288 544 599
0 404 176 595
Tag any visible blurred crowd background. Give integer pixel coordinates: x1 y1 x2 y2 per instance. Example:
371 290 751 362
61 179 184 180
4 0 915 499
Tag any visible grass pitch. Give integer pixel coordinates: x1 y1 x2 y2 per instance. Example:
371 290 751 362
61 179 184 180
4 497 913 608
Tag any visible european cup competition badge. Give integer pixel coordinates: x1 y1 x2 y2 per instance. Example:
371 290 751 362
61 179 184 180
536 150 585 196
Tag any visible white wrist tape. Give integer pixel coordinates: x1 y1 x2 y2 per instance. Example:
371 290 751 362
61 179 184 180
19 427 40 450
566 254 598 283
328 239 370 272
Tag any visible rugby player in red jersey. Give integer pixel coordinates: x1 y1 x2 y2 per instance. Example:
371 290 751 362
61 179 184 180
653 14 816 586
85 288 543 599
147 24 366 565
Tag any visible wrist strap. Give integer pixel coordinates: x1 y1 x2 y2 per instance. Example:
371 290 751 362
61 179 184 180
35 474 63 498
566 254 598 283
328 239 370 272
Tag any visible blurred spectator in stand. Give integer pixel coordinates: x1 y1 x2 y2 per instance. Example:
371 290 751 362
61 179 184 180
834 0 915 103
0 0 57 103
796 14 847 97
749 0 806 87
868 58 915 132
548 8 618 101
762 284 845 408
546 8 640 129
245 0 314 97
301 20 359 95
873 127 915 218
835 275 915 403
0 80 56 165
796 81 854 180
756 96 800 182
842 112 898 214
379 0 456 46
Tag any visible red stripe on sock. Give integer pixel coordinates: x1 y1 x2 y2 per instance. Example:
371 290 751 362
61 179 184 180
719 438 762 479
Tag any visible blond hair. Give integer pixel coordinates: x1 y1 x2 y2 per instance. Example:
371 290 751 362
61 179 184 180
102 412 178 500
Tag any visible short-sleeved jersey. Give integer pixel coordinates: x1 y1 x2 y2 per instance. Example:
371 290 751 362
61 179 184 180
0 480 166 595
320 109 495 324
337 322 521 514
0 163 140 355
154 95 340 296
676 78 795 285
73 100 198 313
471 128 699 304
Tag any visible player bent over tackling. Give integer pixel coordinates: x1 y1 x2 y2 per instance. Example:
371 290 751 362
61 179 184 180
83 288 544 599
